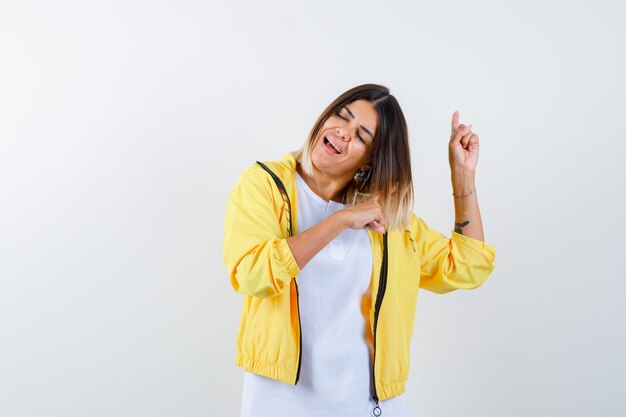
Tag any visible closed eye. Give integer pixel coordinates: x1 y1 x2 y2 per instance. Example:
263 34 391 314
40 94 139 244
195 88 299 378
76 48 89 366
335 112 366 143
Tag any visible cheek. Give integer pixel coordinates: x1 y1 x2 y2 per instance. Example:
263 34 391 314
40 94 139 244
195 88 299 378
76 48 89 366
359 143 372 157
346 146 370 166
321 124 335 135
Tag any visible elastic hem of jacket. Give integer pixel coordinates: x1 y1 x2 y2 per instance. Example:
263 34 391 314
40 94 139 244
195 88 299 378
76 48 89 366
375 378 408 401
276 239 300 278
234 353 297 385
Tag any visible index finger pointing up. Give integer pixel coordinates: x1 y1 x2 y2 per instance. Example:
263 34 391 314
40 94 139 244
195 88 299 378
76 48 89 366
451 110 459 133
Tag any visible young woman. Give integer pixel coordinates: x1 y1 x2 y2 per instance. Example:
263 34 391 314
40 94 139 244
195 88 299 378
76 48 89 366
223 84 497 417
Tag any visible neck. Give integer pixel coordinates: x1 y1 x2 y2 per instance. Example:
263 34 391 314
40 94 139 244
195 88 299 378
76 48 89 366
296 162 351 203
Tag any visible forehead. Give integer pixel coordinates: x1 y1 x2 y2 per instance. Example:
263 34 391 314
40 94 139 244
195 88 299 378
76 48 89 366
343 99 378 128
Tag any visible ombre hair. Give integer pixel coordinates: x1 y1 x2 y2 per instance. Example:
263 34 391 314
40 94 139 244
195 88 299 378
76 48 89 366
294 84 414 231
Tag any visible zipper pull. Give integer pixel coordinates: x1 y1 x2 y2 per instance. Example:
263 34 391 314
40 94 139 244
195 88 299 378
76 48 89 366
372 394 382 416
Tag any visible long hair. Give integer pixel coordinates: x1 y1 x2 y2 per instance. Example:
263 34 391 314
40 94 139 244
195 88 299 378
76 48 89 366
295 83 413 231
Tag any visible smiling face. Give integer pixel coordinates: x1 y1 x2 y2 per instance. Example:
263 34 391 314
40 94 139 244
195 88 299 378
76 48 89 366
309 99 379 180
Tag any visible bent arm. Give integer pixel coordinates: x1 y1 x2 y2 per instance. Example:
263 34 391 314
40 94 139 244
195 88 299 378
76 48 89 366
222 169 300 298
414 215 496 294
286 211 348 270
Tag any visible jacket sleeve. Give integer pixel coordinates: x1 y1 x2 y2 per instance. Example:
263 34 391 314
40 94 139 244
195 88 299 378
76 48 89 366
413 215 497 294
222 167 301 298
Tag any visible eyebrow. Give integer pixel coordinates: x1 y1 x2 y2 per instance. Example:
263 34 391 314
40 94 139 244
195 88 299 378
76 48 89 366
344 106 374 139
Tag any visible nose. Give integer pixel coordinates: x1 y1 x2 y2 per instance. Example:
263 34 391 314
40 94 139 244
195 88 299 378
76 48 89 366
336 126 355 142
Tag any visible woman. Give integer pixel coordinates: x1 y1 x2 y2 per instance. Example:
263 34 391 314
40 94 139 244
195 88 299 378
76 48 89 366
223 84 496 417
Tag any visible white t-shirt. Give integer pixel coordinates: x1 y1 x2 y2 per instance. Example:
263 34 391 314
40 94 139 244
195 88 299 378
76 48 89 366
239 172 417 417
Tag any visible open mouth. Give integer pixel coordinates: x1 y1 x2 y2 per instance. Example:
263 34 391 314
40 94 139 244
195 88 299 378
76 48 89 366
323 137 341 154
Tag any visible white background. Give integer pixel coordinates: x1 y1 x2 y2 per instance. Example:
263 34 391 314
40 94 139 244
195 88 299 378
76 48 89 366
1 0 625 416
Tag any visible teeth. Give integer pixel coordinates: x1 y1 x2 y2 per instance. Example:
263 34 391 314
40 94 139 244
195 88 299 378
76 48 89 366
326 137 340 153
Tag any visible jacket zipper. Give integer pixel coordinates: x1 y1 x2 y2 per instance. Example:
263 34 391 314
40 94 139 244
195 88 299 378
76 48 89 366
255 161 303 384
371 232 389 416
255 161 388 401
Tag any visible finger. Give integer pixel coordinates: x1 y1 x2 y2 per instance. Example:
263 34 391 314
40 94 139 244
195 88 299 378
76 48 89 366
450 121 467 138
366 220 382 232
461 135 469 148
467 133 479 150
368 222 385 234
461 128 473 147
451 111 459 133
452 124 472 144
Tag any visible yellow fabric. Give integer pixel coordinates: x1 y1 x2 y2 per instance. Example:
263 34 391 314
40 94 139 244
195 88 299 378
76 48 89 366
222 152 497 401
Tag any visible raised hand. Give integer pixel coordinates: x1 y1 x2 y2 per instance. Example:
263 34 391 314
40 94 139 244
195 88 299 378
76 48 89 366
448 111 480 173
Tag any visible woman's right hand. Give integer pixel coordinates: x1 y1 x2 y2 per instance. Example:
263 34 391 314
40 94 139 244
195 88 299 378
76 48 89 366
339 195 387 233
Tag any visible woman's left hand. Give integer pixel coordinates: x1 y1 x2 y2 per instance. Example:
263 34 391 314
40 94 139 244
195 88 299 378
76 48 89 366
448 111 479 173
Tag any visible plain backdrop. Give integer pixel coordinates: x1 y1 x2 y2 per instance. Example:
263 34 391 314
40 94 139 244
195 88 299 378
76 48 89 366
1 0 625 416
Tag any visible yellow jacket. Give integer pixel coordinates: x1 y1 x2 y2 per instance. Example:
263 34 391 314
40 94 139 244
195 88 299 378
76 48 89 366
222 152 496 404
